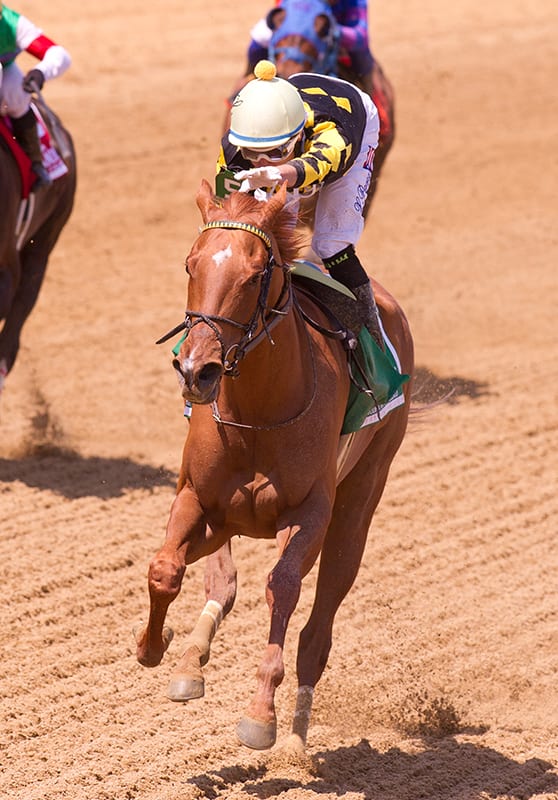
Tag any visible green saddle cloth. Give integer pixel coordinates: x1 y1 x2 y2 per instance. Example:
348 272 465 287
289 260 409 434
343 328 409 434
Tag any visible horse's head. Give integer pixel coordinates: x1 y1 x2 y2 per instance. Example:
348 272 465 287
268 0 339 78
168 180 300 405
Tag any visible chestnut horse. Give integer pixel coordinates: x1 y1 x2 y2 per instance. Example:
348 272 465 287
0 98 76 390
136 180 414 752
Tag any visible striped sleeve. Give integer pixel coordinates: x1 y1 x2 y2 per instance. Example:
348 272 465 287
292 120 353 189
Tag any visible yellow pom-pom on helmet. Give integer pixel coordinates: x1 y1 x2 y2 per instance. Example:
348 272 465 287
229 60 307 150
253 60 277 81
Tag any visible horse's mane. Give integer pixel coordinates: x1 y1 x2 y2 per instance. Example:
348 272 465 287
213 191 305 266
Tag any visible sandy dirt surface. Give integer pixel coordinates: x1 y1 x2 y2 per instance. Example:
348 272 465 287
1 0 557 798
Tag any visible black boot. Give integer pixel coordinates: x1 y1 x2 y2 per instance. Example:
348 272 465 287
10 108 52 190
352 281 384 351
324 245 385 350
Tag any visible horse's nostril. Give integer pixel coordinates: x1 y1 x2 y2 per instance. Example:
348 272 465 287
198 363 222 388
172 357 183 376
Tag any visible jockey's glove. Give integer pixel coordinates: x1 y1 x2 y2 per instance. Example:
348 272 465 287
23 69 45 94
236 167 283 193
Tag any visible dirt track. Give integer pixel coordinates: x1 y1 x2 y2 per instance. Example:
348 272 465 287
1 1 557 798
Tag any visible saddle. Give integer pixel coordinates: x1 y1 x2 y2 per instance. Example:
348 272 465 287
0 101 68 198
290 260 409 433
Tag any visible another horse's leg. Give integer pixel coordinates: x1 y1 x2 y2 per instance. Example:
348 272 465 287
0 267 17 394
136 486 206 668
237 487 334 750
0 184 73 373
0 244 45 376
286 416 408 752
167 539 237 701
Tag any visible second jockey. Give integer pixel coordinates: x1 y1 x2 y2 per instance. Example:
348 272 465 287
0 3 71 189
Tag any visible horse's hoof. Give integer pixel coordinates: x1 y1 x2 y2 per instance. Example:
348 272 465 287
166 674 205 701
237 717 277 750
283 733 306 757
133 623 174 667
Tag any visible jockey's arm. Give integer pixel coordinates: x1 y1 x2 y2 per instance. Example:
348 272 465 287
288 122 349 189
17 15 71 82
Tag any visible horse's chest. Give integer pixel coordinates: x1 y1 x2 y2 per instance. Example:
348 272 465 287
231 476 281 520
201 472 288 535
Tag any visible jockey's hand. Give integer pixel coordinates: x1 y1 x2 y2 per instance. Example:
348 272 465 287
23 69 45 93
235 167 283 193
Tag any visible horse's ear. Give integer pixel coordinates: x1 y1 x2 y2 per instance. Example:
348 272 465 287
314 13 331 38
259 182 288 227
196 179 217 222
266 8 285 30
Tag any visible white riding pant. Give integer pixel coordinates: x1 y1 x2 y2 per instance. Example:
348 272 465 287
311 85 379 260
0 62 31 118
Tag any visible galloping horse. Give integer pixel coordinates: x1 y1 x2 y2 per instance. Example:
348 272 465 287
0 97 76 389
136 180 414 752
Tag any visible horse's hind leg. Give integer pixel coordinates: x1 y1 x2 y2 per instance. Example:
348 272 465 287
167 539 237 701
237 486 335 751
287 419 407 752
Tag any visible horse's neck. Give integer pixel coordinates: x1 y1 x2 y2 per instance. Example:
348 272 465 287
219 311 310 418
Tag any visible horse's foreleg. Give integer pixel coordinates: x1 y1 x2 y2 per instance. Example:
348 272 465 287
286 422 406 752
136 486 205 668
167 539 237 701
237 490 333 750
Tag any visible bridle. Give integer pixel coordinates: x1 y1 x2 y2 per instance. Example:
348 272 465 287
269 0 340 76
156 219 322 430
156 220 293 378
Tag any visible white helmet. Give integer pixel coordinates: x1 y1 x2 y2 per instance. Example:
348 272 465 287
229 61 307 149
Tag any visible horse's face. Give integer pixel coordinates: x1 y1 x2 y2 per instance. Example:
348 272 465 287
273 34 320 78
172 223 274 405
269 1 336 77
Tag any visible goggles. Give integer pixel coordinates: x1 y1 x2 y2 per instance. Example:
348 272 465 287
240 134 299 164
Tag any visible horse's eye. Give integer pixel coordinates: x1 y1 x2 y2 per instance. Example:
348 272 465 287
184 259 190 276
248 272 263 287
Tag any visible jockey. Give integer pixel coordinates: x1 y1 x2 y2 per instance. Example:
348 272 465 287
0 3 71 189
246 0 376 96
217 60 383 349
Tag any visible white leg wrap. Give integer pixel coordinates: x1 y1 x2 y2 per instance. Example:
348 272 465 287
200 600 223 631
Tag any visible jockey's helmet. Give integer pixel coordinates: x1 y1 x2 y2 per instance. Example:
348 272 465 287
229 60 306 150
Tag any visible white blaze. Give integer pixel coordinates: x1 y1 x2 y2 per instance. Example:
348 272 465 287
213 245 233 267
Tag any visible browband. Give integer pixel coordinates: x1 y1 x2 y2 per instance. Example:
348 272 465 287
200 221 272 250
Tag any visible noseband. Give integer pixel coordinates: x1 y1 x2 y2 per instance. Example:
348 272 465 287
156 220 292 377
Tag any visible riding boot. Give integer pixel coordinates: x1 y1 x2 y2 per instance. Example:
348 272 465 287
10 108 52 190
351 281 384 350
324 245 385 350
